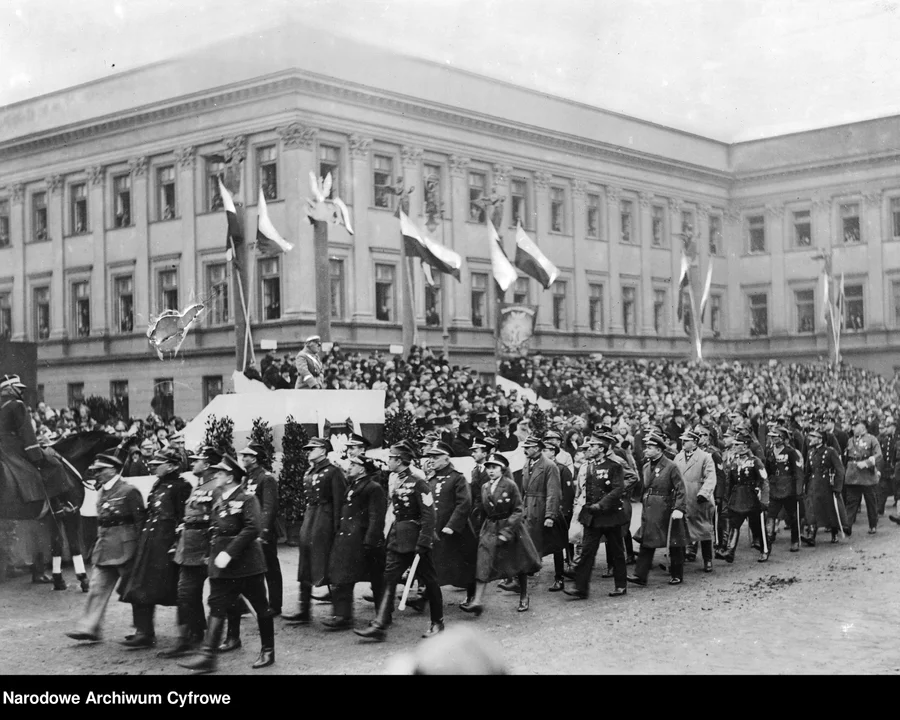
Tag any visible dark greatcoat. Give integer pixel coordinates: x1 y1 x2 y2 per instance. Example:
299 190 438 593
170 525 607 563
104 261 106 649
121 470 190 606
469 463 490 535
635 456 689 548
476 474 541 582
207 485 267 580
328 471 386 585
429 464 477 588
297 458 346 586
806 445 849 532
521 454 566 557
577 456 628 528
244 465 278 543
558 462 576 523
611 448 638 527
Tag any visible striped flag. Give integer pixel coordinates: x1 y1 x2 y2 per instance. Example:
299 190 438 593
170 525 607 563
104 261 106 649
699 261 713 321
256 188 293 254
422 262 436 287
399 211 462 281
822 272 831 326
676 253 690 320
489 221 518 294
219 177 243 260
514 222 558 290
836 273 845 329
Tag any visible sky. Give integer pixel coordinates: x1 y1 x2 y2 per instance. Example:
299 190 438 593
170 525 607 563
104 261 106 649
2 0 900 142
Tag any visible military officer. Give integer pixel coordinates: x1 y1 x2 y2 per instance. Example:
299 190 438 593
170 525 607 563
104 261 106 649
462 437 493 607
355 443 444 642
541 437 575 592
179 455 275 673
805 428 849 544
674 430 717 572
325 456 386 630
66 452 146 643
764 427 804 553
284 437 346 625
719 433 770 563
158 445 221 658
564 433 629 599
294 335 325 389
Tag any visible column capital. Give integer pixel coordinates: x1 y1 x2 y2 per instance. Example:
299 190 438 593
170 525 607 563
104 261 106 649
87 165 105 186
638 191 653 209
45 174 63 194
725 203 742 224
573 178 589 198
10 183 24 204
175 146 196 169
863 191 882 207
278 122 318 150
605 186 622 206
448 155 470 177
697 203 711 219
534 170 553 189
348 134 373 159
667 196 682 214
223 135 246 165
401 146 424 168
492 163 514 185
128 156 148 177
765 204 784 219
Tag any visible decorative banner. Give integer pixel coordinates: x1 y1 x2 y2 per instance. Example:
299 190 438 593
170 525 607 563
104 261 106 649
495 375 554 411
497 303 538 358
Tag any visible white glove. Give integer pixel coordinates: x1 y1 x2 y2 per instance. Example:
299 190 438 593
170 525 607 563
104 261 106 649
671 509 684 520
441 527 453 535
214 551 231 569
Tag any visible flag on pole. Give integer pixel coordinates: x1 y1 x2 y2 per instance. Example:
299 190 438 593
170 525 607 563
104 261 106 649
676 252 690 320
489 221 518 293
256 188 293 254
687 281 703 360
219 177 243 261
400 211 462 281
699 261 713 322
422 262 436 287
514 222 558 289
821 272 830 326
836 273 845 329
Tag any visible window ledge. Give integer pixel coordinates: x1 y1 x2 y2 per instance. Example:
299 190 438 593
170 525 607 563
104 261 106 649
548 231 572 238
149 217 181 225
785 245 816 253
466 219 488 226
64 232 92 239
108 225 134 231
741 252 770 258
370 205 397 213
586 235 604 242
29 238 52 244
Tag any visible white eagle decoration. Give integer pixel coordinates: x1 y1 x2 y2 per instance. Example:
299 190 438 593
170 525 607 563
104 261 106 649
147 303 204 360
306 172 354 235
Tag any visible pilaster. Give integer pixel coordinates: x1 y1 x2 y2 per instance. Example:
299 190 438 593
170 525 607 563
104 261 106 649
10 184 25 341
88 166 108 335
448 155 470 326
348 133 374 321
638 191 656 335
606 186 623 333
46 174 65 340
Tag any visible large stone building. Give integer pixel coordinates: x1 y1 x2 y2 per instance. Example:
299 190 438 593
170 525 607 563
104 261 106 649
1 25 898 419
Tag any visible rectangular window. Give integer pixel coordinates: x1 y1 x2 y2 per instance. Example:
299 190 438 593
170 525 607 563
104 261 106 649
207 159 226 212
511 179 527 228
113 175 131 227
157 166 176 220
793 210 812 247
114 275 134 333
110 380 129 420
72 280 90 337
652 205 665 247
67 383 84 409
653 288 667 334
259 257 281 321
748 215 765 253
33 286 50 340
513 277 529 305
841 203 861 243
709 214 723 255
893 280 900 327
622 286 636 334
710 295 722 335
205 262 229 326
471 272 488 327
33 192 48 242
424 271 441 326
330 258 345 320
469 172 486 223
0 200 8 248
318 145 340 199
589 283 604 332
749 292 768 337
202 376 223 407
552 280 567 329
892 198 900 239
844 284 865 330
795 288 815 333
153 379 175 421
550 187 565 233
681 290 693 333
257 146 277 201
0 293 10 339
375 263 395 322
586 193 600 239
373 155 394 209
70 183 89 234
620 200 633 243
158 269 178 313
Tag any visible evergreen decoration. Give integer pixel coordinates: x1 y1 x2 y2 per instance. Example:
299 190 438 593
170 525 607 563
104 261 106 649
555 393 590 418
384 409 420 448
203 414 235 458
249 417 275 471
530 406 548 437
84 396 124 426
278 414 310 525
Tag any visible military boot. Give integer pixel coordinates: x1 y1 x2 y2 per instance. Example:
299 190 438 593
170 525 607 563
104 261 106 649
178 616 225 674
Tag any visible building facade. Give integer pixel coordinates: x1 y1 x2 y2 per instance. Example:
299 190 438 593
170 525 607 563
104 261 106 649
0 25 898 419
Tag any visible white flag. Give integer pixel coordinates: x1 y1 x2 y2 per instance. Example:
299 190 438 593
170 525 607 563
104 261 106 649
489 221 518 293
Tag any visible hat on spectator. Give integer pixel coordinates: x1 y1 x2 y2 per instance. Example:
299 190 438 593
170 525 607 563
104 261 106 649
522 435 545 449
304 335 321 345
149 446 184 467
389 443 414 463
644 432 668 449
542 430 563 445
469 437 491 452
680 430 699 443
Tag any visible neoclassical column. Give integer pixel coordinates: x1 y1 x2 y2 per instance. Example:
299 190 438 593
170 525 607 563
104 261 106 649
9 183 25 341
533 170 553 331
46 174 65 339
87 165 108 335
171 147 197 325
401 146 424 320
638 191 656 335
863 191 885 329
667 196 683 337
492 163 513 236
128 156 150 329
606 186 623 333
766 203 786 335
447 154 470 326
347 133 373 321
696 203 712 338
277 121 318 319
572 178 589 332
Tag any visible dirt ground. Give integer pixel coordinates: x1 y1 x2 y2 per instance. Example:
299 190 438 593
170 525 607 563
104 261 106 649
2 503 899 675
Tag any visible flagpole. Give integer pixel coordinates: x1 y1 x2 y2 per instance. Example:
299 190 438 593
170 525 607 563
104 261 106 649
399 215 417 352
228 233 254 371
439 221 450 360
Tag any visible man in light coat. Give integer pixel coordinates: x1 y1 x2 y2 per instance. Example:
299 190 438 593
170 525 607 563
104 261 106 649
294 335 324 389
844 418 883 535
674 430 717 572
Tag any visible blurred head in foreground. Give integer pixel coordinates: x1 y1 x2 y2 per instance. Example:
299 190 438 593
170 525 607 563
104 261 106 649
383 626 508 675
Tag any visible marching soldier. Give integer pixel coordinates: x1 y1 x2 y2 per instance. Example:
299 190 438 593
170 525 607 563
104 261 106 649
564 433 628 599
719 433 769 564
294 335 325 389
158 445 221 659
179 455 275 673
628 432 689 587
541 437 575 592
120 446 191 648
697 426 729 558
283 437 346 625
844 418 882 535
325 456 386 630
462 437 493 607
764 427 804 553
804 428 849 544
877 416 897 514
674 430 717 572
66 452 146 643
355 443 444 641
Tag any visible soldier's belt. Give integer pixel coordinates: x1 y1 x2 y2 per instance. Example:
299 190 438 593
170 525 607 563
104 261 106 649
98 516 135 527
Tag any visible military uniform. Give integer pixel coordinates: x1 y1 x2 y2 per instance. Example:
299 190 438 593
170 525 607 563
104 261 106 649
521 453 566 558
764 441 804 551
428 463 476 588
721 449 769 562
805 443 849 541
632 454 688 583
844 431 882 532
470 462 490 535
244 464 282 613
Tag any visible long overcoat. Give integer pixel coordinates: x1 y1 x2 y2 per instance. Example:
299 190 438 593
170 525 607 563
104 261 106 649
476 474 541 582
634 456 689 548
297 458 346 586
429 464 476 588
328 472 386 585
521 454 566 557
674 448 717 542
806 445 849 531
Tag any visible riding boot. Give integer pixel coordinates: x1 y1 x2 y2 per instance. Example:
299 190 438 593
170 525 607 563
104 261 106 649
283 582 312 624
252 614 275 669
714 516 731 558
217 612 242 653
354 584 393 640
724 526 740 563
178 616 225 673
765 517 776 550
684 542 698 562
157 624 192 659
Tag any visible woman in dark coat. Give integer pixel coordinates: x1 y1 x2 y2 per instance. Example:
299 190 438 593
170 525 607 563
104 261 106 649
804 427 849 544
460 454 541 615
120 446 190 646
